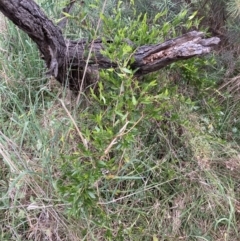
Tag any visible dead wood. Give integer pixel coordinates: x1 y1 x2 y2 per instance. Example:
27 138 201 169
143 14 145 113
0 0 220 91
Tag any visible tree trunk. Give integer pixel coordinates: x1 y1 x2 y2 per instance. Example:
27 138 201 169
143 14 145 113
0 0 220 91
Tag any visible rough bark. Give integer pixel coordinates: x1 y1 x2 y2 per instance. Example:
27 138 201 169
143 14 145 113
0 0 220 91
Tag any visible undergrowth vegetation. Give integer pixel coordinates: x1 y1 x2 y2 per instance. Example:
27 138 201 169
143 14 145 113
0 0 240 240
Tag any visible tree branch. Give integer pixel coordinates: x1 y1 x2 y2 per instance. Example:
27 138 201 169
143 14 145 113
0 0 220 91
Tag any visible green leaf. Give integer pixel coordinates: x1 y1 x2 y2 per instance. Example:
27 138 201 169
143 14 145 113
62 12 73 18
189 11 198 20
132 95 137 106
121 67 133 74
87 191 96 199
153 10 167 23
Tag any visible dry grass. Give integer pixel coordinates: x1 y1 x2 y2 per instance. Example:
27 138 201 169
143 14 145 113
1 1 240 240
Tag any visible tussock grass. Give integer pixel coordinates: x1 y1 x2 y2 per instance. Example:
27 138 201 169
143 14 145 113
0 2 240 241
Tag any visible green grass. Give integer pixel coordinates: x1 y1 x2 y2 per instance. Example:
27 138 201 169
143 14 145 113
1 1 240 240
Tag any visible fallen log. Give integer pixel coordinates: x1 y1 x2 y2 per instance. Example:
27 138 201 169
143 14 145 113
0 0 220 91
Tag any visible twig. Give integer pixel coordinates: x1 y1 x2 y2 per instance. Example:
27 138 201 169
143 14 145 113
57 0 77 30
59 99 88 149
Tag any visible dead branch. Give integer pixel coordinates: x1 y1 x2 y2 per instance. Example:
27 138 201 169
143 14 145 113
0 0 220 91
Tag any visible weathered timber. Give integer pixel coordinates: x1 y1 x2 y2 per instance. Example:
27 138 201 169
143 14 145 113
0 0 220 91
